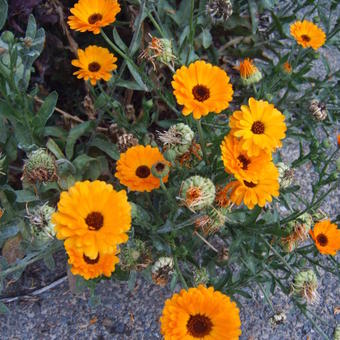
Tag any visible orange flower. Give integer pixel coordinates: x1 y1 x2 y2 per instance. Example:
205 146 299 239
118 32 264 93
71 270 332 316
337 134 340 147
283 61 292 74
235 58 262 85
309 220 340 256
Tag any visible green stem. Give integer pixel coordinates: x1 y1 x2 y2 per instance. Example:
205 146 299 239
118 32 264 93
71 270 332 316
160 180 176 207
186 0 195 64
146 192 163 224
196 120 209 164
173 256 188 290
147 11 166 38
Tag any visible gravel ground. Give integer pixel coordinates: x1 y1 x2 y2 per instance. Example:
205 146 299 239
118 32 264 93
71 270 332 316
1 8 340 340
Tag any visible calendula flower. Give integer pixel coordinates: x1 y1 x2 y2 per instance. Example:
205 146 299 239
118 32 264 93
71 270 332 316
68 0 121 34
235 58 262 86
52 180 131 259
179 176 215 211
290 20 326 50
221 134 271 182
223 162 279 209
172 60 233 119
229 97 286 156
283 61 292 74
72 46 117 86
309 220 340 256
115 145 170 192
65 243 119 280
160 285 241 339
292 270 319 304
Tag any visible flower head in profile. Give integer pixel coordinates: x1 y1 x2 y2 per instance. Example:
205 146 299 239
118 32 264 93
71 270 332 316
72 46 117 85
115 145 170 192
223 162 279 210
292 270 319 304
309 219 340 256
68 0 121 34
172 60 233 119
234 58 262 86
221 134 271 182
66 243 119 280
160 285 241 340
290 20 326 50
52 180 131 259
229 97 286 156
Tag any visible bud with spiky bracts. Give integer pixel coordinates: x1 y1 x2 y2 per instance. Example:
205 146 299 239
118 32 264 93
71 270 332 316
179 176 215 211
195 207 227 236
281 213 313 252
206 0 233 24
22 149 57 184
117 133 139 153
193 267 209 287
277 162 295 189
26 204 55 247
151 257 174 286
119 239 152 271
159 123 194 158
309 99 327 121
292 270 319 304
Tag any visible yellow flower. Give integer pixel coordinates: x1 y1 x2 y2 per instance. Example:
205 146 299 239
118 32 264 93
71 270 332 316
223 162 279 209
68 0 121 34
72 46 117 86
160 285 241 340
52 180 131 259
65 243 119 280
220 134 271 182
290 20 326 50
235 58 262 85
115 145 170 192
172 60 233 119
283 61 292 74
229 97 286 156
309 220 340 256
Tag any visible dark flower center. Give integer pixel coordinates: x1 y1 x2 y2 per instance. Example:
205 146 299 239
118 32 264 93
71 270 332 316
192 85 210 102
238 154 251 170
187 314 213 338
244 180 257 188
301 34 311 42
83 253 100 264
316 233 328 246
85 212 104 231
155 162 165 172
88 13 103 24
88 62 101 72
251 121 265 134
136 165 151 178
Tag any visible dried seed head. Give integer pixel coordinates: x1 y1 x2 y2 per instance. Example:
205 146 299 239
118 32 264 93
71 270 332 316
309 99 327 121
159 123 194 157
109 123 126 143
193 267 209 287
270 311 287 326
27 204 56 246
292 270 319 304
83 94 96 120
277 162 295 188
179 176 216 211
178 142 203 168
151 257 174 286
117 133 139 153
120 239 152 271
22 149 57 184
206 0 233 24
195 207 227 236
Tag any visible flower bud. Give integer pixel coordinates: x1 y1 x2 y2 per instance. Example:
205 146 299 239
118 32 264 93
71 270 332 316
179 176 215 211
151 257 174 286
235 59 262 86
1 31 14 44
22 149 57 184
309 99 327 121
193 267 209 286
322 138 331 148
292 270 319 304
151 161 170 179
206 0 233 24
27 204 55 247
163 149 177 163
159 123 194 157
277 162 294 189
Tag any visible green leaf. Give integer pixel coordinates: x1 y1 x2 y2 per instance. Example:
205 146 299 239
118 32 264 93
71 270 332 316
112 28 128 52
43 253 55 271
128 270 137 290
114 79 146 91
126 61 148 91
0 302 9 314
89 136 120 160
46 138 65 160
65 121 94 160
26 15 37 39
0 0 7 31
248 0 258 35
201 29 212 49
33 91 58 129
15 190 38 203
